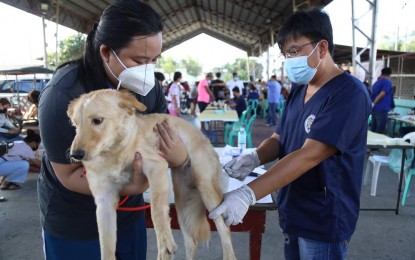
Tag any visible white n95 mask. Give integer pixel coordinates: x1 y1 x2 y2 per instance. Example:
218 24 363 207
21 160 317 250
106 50 155 96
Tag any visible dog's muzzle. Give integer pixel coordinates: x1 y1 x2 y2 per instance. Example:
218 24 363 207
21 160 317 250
70 150 85 161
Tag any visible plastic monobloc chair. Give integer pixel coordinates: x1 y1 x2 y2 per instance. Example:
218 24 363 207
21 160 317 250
364 154 390 196
402 168 414 206
364 132 415 197
228 114 256 148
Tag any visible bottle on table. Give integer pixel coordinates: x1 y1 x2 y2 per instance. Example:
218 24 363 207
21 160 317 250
237 127 246 153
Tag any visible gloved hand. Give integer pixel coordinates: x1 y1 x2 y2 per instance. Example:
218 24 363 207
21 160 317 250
208 184 256 226
224 150 261 181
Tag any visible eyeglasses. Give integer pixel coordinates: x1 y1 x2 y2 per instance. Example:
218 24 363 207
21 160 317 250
280 41 318 59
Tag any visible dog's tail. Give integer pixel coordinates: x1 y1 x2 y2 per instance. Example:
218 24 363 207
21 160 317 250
180 193 211 243
171 167 211 244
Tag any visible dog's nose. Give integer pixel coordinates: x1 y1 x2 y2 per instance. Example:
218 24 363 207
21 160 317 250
70 150 85 160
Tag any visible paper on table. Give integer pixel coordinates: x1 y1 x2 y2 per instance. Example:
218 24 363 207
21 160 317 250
143 168 273 204
368 137 404 147
228 175 273 203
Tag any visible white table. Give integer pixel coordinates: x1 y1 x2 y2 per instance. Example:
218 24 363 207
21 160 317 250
197 109 238 122
365 131 414 214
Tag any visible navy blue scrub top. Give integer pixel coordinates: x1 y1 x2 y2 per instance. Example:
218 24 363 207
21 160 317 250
275 72 371 242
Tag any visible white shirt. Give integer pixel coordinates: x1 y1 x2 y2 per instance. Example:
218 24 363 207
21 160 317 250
167 82 181 107
0 113 15 133
3 141 35 161
226 79 244 98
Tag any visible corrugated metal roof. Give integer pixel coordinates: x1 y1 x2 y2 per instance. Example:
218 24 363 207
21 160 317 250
1 0 332 56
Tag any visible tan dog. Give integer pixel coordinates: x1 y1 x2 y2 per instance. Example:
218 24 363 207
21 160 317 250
67 89 236 260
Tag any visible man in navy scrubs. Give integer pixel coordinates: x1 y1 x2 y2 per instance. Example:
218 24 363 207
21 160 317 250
209 8 371 259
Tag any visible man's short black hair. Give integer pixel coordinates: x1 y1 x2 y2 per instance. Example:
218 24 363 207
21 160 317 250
381 67 392 76
216 72 221 78
232 72 238 77
232 87 240 93
277 8 334 56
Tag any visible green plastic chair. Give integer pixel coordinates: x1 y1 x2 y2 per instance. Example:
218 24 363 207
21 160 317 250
402 168 414 206
224 110 248 145
247 99 258 117
277 97 285 118
227 114 256 148
260 99 268 118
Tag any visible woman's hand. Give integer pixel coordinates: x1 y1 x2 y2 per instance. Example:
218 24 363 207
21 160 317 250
155 121 188 168
8 128 19 134
121 152 149 195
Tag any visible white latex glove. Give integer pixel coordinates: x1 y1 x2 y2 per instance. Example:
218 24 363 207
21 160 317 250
208 184 256 226
224 150 261 181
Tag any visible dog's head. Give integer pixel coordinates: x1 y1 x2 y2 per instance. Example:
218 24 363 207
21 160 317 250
67 89 147 162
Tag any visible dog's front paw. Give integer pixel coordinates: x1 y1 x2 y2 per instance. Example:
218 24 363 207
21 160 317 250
157 240 177 260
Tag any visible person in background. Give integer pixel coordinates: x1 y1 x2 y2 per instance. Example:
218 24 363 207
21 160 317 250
228 87 247 118
247 84 260 101
37 1 189 259
266 75 281 126
281 86 290 100
189 82 198 117
0 129 41 190
211 72 226 101
167 71 182 116
209 8 371 259
371 67 393 134
155 71 165 86
0 98 22 142
226 72 244 98
23 90 40 121
197 72 214 113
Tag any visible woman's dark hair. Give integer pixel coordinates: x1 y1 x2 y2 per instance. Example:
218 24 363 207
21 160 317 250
277 8 334 56
173 72 182 81
24 129 41 144
28 90 40 105
57 0 164 91
155 72 165 82
0 98 11 106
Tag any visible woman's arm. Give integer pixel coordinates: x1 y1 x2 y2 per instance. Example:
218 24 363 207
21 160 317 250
24 105 37 120
204 84 214 101
28 158 41 167
172 94 180 115
50 152 148 196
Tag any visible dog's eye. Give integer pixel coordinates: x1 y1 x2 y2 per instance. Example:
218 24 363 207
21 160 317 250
92 118 104 125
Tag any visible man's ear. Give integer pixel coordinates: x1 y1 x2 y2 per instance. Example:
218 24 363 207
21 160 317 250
118 90 147 115
319 40 329 59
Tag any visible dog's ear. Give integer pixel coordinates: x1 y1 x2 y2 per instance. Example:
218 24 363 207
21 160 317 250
118 91 147 115
67 98 80 120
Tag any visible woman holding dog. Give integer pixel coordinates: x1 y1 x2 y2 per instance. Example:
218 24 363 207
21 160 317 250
210 8 371 259
37 1 188 259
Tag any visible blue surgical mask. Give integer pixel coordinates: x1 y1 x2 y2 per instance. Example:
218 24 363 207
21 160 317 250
284 42 321 84
234 77 239 81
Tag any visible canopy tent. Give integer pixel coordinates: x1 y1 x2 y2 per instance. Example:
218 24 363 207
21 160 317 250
1 0 333 57
0 66 54 75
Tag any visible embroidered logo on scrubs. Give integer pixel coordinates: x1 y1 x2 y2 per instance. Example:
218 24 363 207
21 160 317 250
304 114 315 133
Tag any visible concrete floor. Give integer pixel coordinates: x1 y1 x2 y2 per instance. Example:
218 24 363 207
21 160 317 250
1 114 415 259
